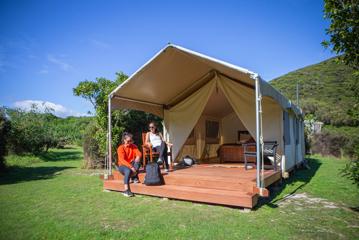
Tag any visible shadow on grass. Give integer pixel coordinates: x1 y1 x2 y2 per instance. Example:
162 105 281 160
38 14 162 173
255 157 322 209
38 150 82 162
0 165 75 185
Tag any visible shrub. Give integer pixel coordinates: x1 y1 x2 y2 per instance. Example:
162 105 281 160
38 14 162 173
83 121 103 169
6 107 59 155
0 108 10 171
311 126 359 158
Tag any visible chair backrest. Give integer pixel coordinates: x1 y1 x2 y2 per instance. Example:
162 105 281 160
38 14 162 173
263 141 278 155
142 132 147 145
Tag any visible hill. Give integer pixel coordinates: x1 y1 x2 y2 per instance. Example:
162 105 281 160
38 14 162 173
270 57 358 126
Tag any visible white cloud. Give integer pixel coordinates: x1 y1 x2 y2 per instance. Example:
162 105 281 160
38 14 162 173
90 39 111 49
47 54 73 71
38 69 49 74
13 100 90 118
38 65 49 74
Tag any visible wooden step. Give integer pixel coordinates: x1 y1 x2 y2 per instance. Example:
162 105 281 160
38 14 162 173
111 171 256 192
104 180 258 208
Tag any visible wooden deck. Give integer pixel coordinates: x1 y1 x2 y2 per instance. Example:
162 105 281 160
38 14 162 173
103 164 281 208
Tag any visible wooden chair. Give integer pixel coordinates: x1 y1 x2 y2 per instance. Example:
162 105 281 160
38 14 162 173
141 132 173 170
142 132 160 168
243 141 278 171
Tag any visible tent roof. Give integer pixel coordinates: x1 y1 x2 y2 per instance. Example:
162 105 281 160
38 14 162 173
110 44 302 117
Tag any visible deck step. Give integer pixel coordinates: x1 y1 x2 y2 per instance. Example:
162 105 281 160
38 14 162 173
111 171 256 192
104 180 257 208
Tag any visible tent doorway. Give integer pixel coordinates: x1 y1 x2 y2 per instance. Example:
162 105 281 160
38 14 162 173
176 87 254 164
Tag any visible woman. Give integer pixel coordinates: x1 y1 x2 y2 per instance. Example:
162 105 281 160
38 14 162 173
145 122 171 171
117 132 142 197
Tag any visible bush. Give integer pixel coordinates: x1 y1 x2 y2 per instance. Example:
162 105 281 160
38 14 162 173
6 107 59 155
311 126 359 158
83 121 103 169
0 109 10 171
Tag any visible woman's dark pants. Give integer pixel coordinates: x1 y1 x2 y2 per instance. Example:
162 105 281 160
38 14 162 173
118 161 140 186
153 141 169 169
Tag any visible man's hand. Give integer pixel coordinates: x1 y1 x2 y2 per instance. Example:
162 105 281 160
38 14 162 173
131 167 137 173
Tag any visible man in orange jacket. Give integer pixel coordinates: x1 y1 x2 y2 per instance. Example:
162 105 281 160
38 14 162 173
117 132 142 197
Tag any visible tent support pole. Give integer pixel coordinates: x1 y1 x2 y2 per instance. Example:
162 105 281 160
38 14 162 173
108 95 112 176
255 76 261 188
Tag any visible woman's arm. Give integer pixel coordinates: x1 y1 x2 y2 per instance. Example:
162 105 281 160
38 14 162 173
159 132 173 147
144 132 152 147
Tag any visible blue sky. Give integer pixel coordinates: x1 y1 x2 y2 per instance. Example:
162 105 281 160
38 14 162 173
0 0 335 117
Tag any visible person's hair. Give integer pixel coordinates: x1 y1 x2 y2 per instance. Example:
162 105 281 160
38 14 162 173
149 121 159 133
121 132 133 143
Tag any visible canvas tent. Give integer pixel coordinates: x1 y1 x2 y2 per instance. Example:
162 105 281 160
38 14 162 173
108 44 305 188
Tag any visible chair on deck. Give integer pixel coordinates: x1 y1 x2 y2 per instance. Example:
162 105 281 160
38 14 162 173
142 132 173 171
142 133 160 168
243 141 279 171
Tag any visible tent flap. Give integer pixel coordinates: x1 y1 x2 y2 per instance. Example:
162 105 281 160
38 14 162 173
164 79 217 159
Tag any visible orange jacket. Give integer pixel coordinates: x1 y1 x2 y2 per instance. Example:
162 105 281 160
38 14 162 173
117 143 142 168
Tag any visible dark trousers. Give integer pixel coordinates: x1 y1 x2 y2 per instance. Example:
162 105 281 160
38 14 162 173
117 161 140 185
153 141 169 169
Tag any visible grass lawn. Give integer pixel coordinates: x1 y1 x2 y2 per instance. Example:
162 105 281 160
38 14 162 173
0 147 358 240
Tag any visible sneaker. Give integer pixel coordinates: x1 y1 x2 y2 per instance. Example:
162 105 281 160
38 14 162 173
133 178 140 184
157 158 163 164
164 169 169 173
122 190 134 197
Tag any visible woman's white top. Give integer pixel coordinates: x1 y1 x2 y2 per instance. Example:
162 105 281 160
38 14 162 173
149 132 162 148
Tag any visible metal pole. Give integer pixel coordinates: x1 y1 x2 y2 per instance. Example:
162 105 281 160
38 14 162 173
255 76 261 188
108 95 112 176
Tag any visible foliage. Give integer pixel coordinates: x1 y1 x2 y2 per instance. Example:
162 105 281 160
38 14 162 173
0 109 10 171
1 149 358 239
73 72 161 168
322 0 359 186
50 116 93 146
270 57 358 126
82 121 102 169
311 126 359 158
3 106 91 157
6 106 59 155
342 158 359 188
322 0 359 70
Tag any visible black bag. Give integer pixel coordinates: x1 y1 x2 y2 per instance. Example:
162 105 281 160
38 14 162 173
144 163 163 186
183 155 196 166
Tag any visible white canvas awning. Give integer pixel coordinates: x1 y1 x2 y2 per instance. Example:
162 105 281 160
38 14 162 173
110 44 302 118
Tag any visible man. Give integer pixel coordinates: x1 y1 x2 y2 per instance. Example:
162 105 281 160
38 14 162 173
117 132 142 197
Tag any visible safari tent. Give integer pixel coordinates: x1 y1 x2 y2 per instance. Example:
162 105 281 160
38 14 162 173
103 44 305 208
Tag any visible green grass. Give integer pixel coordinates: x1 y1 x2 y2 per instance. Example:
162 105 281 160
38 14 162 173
0 148 358 240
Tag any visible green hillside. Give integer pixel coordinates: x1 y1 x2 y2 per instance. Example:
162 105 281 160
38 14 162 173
270 57 358 126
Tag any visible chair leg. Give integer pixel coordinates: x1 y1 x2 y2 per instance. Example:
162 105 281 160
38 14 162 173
149 148 153 163
244 155 247 170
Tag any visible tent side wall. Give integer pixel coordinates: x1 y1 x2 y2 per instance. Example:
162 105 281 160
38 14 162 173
282 110 305 172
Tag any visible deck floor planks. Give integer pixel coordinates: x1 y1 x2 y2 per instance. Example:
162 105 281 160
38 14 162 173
104 163 280 208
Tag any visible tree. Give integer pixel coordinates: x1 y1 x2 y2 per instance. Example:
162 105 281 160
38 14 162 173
74 72 161 168
322 0 359 69
323 0 359 186
322 0 359 117
6 106 60 155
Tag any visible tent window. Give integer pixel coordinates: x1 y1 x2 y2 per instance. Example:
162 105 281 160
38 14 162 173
206 120 219 144
283 111 291 145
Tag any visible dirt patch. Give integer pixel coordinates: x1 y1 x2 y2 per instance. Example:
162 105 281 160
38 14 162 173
278 192 339 209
